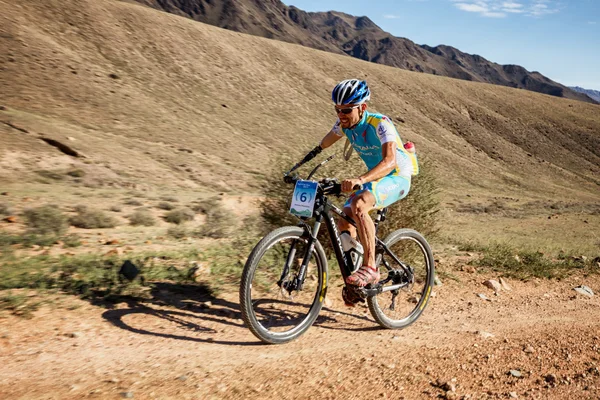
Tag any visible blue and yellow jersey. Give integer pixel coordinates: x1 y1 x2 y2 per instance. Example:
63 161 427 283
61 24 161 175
332 111 418 178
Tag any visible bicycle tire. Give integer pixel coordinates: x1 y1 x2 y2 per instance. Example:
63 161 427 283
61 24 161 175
239 226 329 344
367 229 435 329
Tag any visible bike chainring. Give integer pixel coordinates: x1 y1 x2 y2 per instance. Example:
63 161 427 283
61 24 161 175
342 285 366 305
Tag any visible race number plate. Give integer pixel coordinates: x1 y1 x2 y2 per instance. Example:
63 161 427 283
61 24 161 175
289 180 318 218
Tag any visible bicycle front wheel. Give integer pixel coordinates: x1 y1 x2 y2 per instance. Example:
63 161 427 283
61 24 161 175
239 226 328 344
367 229 435 329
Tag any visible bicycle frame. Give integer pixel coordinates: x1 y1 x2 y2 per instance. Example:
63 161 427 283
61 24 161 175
283 188 412 296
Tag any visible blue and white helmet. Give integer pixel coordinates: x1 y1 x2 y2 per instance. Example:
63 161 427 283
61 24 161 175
331 79 371 105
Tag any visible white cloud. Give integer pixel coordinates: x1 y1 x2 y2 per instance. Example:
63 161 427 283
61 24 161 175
450 0 560 18
383 14 401 19
502 2 525 12
455 3 489 13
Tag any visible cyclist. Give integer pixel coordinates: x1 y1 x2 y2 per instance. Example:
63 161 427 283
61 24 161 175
318 79 418 289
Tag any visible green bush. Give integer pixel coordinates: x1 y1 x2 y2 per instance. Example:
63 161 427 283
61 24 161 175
23 205 69 236
473 242 599 279
0 232 59 247
128 210 156 226
164 207 195 224
70 206 118 229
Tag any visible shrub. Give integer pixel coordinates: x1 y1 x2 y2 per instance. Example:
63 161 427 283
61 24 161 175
473 243 597 279
194 197 236 238
124 199 143 206
35 170 64 181
258 152 440 251
0 232 59 248
70 207 118 229
377 156 440 240
161 196 179 203
259 155 300 231
157 202 176 211
23 205 69 236
62 234 82 248
66 169 86 178
128 210 156 226
192 197 220 214
164 207 195 224
167 225 188 239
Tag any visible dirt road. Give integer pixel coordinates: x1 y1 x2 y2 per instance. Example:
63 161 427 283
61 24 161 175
1 270 599 400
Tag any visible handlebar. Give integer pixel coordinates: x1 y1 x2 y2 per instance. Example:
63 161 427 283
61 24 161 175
283 174 363 195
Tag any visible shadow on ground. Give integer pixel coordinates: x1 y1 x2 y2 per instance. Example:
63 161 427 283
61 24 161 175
98 281 378 345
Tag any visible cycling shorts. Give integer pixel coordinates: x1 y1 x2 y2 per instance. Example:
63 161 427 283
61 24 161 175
344 174 410 210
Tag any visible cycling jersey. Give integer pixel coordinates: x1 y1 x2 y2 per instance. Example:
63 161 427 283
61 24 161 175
332 111 417 178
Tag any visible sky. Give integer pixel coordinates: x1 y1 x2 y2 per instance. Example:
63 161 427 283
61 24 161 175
282 0 600 90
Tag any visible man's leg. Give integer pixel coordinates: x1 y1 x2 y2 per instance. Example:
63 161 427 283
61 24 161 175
338 208 357 238
345 191 379 287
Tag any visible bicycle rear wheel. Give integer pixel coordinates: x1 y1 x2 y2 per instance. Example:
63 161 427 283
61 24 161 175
239 226 328 344
367 229 435 329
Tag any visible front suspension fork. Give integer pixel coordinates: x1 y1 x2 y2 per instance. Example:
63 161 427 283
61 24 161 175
279 217 323 292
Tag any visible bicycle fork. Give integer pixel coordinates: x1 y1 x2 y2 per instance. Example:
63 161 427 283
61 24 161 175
278 217 323 293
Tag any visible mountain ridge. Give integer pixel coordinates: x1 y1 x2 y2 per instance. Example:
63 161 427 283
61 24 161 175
130 0 596 104
570 86 600 103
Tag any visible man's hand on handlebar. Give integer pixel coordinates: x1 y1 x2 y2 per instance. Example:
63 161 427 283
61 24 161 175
341 178 364 192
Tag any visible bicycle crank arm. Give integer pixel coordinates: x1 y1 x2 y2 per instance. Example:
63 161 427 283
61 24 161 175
359 282 409 297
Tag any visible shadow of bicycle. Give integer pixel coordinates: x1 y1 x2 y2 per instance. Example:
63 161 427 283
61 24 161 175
100 282 262 345
100 282 378 345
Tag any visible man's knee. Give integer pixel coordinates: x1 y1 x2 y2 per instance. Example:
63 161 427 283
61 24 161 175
351 197 373 216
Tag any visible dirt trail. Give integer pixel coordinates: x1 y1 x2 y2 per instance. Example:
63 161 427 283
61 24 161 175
1 271 598 400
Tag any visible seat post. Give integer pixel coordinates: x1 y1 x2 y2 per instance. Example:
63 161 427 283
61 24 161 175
374 207 388 232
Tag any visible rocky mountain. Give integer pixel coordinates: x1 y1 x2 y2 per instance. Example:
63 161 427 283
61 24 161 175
130 0 596 104
570 86 600 103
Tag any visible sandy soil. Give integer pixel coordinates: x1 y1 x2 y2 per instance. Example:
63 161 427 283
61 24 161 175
1 269 598 400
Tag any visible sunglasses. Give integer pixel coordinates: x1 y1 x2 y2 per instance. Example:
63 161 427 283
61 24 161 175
334 105 361 115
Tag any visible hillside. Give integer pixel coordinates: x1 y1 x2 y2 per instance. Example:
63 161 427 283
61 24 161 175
1 0 599 204
131 0 596 104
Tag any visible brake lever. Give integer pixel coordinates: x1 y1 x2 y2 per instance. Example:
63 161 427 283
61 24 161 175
283 174 299 184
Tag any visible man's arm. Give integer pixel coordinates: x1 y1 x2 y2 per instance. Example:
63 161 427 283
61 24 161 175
320 129 343 149
341 142 397 192
285 128 342 176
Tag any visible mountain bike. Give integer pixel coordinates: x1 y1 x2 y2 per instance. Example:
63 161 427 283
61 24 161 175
239 153 435 344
